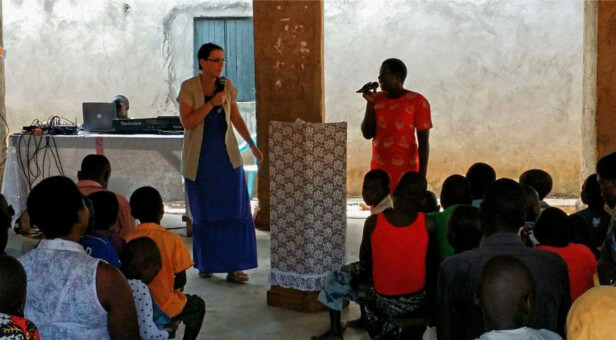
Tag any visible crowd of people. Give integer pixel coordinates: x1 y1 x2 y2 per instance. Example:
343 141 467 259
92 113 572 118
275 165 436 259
312 152 616 340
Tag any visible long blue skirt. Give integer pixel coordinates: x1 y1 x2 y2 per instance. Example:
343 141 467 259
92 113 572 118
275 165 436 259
185 108 258 273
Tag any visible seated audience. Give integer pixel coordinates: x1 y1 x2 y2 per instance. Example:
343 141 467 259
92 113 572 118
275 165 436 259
420 190 439 213
120 237 173 339
521 185 541 227
428 174 472 261
568 214 599 259
519 169 553 211
113 95 130 119
566 233 616 339
436 179 570 340
475 255 562 340
597 152 616 247
19 176 138 339
447 205 481 254
361 172 437 339
534 207 596 302
77 154 135 244
313 170 392 339
126 186 205 340
0 255 40 340
363 170 394 214
574 174 611 249
80 191 121 268
465 162 496 208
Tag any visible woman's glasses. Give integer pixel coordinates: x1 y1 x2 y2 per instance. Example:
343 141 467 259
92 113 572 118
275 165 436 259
206 58 227 65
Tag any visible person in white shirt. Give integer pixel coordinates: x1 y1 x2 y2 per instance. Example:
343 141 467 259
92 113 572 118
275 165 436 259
120 237 175 340
474 255 562 340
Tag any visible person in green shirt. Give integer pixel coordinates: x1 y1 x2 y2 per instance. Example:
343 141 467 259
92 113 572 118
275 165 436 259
428 174 472 261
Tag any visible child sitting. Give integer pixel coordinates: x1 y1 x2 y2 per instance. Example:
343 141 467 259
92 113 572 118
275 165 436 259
446 205 482 254
535 208 597 302
519 169 553 211
573 174 611 250
428 174 472 261
126 186 205 340
81 191 121 268
362 169 393 214
419 191 440 213
120 237 173 339
465 162 496 207
0 255 40 340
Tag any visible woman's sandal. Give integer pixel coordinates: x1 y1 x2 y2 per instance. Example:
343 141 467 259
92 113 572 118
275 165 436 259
226 271 249 283
198 272 213 278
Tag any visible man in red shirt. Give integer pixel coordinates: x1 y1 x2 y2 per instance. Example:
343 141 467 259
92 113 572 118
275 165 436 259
76 155 135 244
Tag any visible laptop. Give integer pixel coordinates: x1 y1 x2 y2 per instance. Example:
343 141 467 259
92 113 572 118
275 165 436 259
82 103 117 132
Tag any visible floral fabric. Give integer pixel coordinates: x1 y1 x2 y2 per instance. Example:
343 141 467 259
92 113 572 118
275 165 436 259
269 121 347 291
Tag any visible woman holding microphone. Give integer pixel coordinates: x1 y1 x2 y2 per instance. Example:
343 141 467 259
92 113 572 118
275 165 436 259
178 43 263 283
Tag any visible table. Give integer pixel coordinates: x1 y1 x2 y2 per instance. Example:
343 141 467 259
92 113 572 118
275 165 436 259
2 133 184 225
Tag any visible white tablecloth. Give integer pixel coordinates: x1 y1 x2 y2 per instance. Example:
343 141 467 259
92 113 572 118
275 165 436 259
2 133 184 224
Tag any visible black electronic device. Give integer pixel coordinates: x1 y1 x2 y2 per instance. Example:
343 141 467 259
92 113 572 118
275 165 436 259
112 116 183 134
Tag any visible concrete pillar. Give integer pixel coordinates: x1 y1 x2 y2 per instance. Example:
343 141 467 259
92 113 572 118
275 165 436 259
596 2 616 160
253 0 324 230
583 1 616 178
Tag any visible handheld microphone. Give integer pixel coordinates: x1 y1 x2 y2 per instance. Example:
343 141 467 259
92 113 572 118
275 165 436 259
216 77 227 113
356 81 378 93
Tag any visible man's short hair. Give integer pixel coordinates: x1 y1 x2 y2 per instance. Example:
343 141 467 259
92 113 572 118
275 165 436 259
533 207 573 247
88 191 119 231
0 255 27 313
80 154 111 179
364 169 390 193
393 171 427 200
130 186 163 222
519 169 553 200
382 58 407 83
597 152 616 181
480 178 526 234
466 163 496 200
440 174 473 208
27 176 84 239
582 174 605 207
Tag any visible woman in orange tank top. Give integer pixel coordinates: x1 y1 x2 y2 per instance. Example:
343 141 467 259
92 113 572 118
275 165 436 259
359 172 437 339
361 59 433 192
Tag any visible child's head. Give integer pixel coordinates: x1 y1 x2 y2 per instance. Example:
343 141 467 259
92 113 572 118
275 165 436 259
362 170 390 206
419 190 440 213
27 176 89 239
392 172 427 208
120 237 162 285
0 255 27 316
465 163 496 200
78 154 112 188
130 186 164 223
519 169 552 201
581 174 605 209
597 152 616 205
88 191 119 232
447 205 481 253
521 185 540 224
440 174 472 209
568 213 592 248
533 207 573 248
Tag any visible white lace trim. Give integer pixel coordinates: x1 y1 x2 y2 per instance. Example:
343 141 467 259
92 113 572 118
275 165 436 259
269 269 329 291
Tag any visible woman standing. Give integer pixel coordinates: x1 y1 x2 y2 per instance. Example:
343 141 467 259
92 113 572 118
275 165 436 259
178 43 263 282
360 58 432 191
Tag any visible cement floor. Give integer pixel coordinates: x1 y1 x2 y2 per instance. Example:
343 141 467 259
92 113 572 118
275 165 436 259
162 212 370 340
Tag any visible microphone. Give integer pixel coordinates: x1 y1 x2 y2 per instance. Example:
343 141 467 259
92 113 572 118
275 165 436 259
216 77 227 113
356 81 378 93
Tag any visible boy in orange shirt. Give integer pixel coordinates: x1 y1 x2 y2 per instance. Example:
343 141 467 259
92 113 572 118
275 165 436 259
126 186 205 340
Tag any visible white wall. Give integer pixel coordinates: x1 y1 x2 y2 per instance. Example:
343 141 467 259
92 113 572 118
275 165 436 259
4 0 585 196
324 0 584 196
